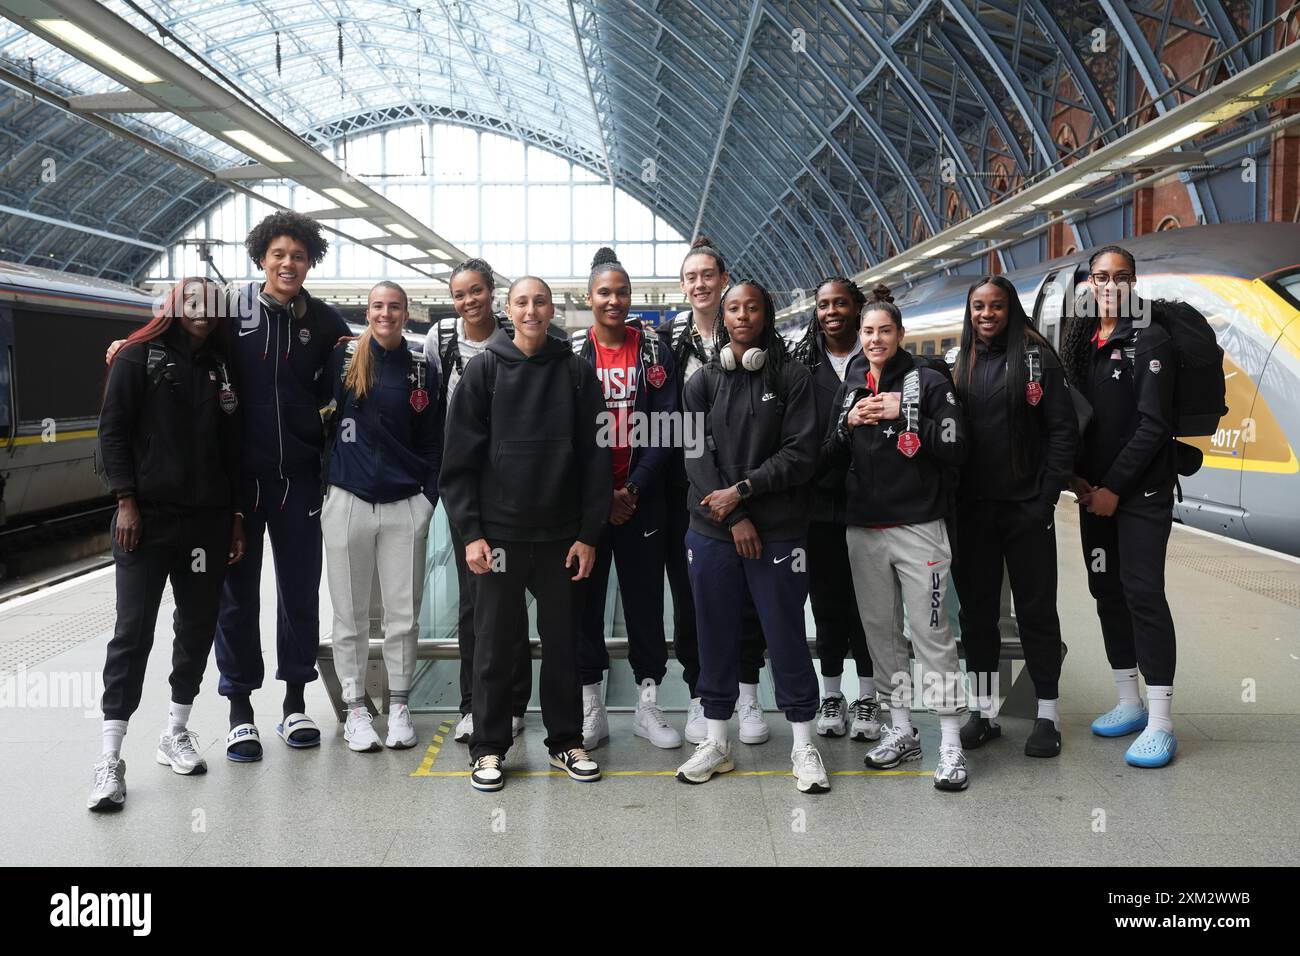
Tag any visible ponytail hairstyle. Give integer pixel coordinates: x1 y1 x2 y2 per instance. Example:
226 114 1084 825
449 257 495 293
954 275 1062 479
714 279 789 398
862 282 903 329
589 246 630 292
793 275 866 368
680 233 726 278
345 280 408 402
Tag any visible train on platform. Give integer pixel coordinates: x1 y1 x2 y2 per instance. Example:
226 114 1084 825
3 223 1299 555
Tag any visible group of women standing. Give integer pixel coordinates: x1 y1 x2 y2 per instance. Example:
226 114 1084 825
90 211 1182 810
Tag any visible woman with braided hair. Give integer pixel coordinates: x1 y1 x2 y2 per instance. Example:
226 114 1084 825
794 278 880 741
824 284 971 791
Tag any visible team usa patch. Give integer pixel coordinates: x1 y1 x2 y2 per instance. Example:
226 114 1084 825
945 391 956 405
645 364 667 389
1025 381 1043 406
219 387 238 415
896 431 921 458
409 388 430 413
298 327 311 345
1148 359 1162 374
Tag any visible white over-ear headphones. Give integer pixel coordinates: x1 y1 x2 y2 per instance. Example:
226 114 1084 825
719 345 767 372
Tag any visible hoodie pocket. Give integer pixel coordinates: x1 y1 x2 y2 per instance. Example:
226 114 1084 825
494 439 572 517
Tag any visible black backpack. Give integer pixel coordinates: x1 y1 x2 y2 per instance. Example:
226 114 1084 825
1124 299 1226 438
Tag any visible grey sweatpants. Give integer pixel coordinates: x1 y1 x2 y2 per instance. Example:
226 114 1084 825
845 520 967 717
322 486 435 703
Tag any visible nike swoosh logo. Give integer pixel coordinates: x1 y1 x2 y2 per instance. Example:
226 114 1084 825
773 555 791 564
287 719 311 728
1046 523 1054 530
927 560 941 566
238 326 260 336
642 529 658 537
1144 490 1157 497
308 508 322 516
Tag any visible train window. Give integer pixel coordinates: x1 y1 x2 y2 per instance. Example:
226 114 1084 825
1035 269 1069 348
903 342 917 354
940 337 956 351
12 308 144 424
921 340 936 356
1270 270 1300 311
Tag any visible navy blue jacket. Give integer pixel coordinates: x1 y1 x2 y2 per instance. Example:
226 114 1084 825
326 337 442 506
224 283 350 488
572 320 676 494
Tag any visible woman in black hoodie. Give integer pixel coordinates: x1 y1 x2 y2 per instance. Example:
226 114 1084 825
439 276 612 792
950 275 1077 760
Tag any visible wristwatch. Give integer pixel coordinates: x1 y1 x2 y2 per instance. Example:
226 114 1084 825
624 481 640 498
736 479 753 499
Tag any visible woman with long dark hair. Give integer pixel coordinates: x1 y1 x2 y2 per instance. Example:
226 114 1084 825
675 280 827 792
825 285 970 791
950 276 1077 759
791 277 880 741
1060 245 1179 768
90 277 244 811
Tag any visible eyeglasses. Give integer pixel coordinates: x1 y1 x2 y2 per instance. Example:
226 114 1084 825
1089 272 1135 285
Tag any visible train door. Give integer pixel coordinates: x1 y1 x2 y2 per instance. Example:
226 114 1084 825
0 305 12 523
1031 265 1080 349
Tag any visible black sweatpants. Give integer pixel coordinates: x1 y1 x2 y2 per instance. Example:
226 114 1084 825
470 539 581 761
577 487 668 686
102 504 231 721
448 518 532 716
665 481 767 695
1078 486 1177 686
952 498 1063 701
806 520 872 680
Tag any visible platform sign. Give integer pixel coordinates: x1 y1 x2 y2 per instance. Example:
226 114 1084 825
627 309 664 327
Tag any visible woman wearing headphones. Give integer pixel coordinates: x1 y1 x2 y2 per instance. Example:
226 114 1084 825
675 280 827 793
439 276 611 792
950 276 1077 759
572 248 680 750
825 285 970 791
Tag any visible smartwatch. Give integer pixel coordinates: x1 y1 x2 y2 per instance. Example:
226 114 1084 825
624 481 640 498
736 479 753 500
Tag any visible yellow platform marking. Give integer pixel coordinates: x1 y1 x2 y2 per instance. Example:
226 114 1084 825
8 428 98 447
410 768 930 779
410 721 454 777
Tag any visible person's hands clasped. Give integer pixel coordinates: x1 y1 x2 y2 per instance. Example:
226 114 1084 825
1086 487 1119 517
730 518 761 559
701 485 741 523
610 488 637 525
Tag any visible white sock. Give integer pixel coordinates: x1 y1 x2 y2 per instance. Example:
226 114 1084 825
638 678 657 707
582 682 602 702
706 719 729 746
940 714 962 750
102 719 127 756
792 720 813 748
889 706 913 736
1147 685 1174 733
980 706 999 720
823 675 842 698
738 682 758 703
1112 668 1142 708
856 675 874 703
1037 698 1060 727
167 701 192 736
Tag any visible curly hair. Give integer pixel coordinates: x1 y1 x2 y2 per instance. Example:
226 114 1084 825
245 211 329 268
792 276 866 368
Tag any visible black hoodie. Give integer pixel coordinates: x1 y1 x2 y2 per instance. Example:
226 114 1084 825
824 348 966 527
439 329 611 545
683 359 818 542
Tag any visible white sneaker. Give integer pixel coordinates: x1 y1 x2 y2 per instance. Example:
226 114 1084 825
934 745 970 792
675 739 734 784
816 693 847 737
737 698 770 744
512 715 525 738
471 754 504 792
453 712 473 743
848 698 883 741
582 695 609 750
684 697 707 744
344 708 382 753
791 743 831 793
633 698 683 749
156 729 207 775
386 704 417 749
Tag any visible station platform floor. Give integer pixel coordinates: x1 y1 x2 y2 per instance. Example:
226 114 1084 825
1 501 1298 867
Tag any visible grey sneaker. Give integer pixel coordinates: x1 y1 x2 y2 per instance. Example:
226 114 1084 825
88 755 127 812
934 745 970 791
815 694 847 737
157 729 207 775
848 698 883 741
864 725 922 769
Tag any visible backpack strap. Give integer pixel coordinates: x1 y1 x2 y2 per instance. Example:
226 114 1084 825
144 345 173 388
701 365 724 454
1023 345 1042 383
570 327 590 357
901 368 922 434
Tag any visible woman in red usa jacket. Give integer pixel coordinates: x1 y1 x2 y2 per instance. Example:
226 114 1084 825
950 276 1077 760
1061 245 1179 769
823 285 970 791
675 280 829 794
90 277 244 812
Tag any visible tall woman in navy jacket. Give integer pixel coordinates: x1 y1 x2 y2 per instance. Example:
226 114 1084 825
571 248 680 751
90 278 244 812
322 281 442 755
951 276 1077 760
675 280 829 794
1061 245 1179 769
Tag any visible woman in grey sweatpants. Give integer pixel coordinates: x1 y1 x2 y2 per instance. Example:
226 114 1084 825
322 281 442 753
823 285 970 791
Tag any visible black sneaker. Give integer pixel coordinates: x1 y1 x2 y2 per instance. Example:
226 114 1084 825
470 754 505 792
549 747 601 782
959 714 1001 749
1024 718 1062 758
